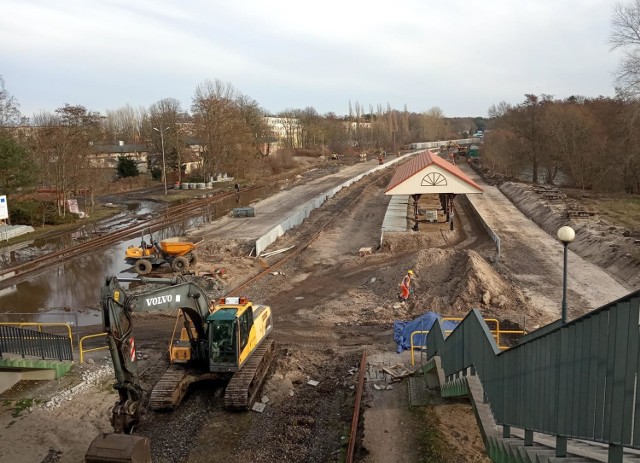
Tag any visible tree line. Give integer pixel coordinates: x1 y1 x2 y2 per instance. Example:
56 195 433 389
0 75 470 222
483 94 640 194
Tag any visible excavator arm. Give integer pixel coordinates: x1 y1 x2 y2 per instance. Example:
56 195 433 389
100 276 212 433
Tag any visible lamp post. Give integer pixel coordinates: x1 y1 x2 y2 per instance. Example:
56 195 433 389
153 127 169 195
557 226 575 324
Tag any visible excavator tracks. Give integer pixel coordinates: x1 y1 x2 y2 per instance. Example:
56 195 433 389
224 339 275 410
149 365 218 411
149 365 189 411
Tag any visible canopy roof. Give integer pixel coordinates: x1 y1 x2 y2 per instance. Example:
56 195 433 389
385 150 483 195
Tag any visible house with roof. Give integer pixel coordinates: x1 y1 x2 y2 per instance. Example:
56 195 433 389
90 141 149 173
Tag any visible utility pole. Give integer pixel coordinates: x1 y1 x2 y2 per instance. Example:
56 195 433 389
153 127 169 195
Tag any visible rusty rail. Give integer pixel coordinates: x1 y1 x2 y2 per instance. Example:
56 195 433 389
347 349 367 463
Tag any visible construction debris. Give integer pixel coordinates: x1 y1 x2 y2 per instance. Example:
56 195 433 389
259 245 295 258
381 364 414 382
251 402 267 413
359 247 372 257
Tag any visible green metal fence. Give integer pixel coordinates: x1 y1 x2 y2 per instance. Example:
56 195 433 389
0 325 73 361
426 289 640 461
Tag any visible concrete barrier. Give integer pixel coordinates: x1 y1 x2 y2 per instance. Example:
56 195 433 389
254 153 415 256
0 225 35 241
459 195 501 257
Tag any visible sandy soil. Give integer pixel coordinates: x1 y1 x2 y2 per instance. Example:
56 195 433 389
1 159 637 463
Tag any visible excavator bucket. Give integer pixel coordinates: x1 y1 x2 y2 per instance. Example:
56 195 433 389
85 433 151 463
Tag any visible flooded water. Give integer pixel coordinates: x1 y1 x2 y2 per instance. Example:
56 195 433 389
0 184 279 325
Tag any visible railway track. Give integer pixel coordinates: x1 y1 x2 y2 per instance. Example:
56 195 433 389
0 185 264 285
228 169 391 297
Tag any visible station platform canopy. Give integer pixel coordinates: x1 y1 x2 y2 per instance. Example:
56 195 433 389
384 150 483 196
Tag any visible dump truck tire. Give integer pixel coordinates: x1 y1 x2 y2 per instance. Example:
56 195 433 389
134 259 152 275
172 256 189 273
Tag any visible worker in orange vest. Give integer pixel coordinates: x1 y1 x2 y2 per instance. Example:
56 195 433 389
399 270 414 301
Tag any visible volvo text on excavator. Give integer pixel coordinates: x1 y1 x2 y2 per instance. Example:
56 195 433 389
85 276 274 463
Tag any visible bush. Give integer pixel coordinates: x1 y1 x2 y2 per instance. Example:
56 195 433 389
10 200 77 226
116 156 139 178
268 151 297 174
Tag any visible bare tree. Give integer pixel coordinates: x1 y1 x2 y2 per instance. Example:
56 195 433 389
489 95 553 183
148 98 187 183
611 0 640 95
31 104 103 216
192 79 265 179
543 103 607 189
0 76 22 127
104 104 146 142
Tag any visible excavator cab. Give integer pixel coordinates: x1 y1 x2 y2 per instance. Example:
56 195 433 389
209 315 238 368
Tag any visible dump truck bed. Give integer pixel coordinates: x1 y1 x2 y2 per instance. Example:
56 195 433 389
159 238 196 256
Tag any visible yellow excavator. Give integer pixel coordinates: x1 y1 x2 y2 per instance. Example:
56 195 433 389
85 276 274 463
447 141 468 156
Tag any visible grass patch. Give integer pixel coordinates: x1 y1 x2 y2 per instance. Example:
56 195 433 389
9 398 35 417
581 195 640 229
411 405 450 463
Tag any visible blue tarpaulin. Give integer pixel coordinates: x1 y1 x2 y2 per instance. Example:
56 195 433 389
393 311 459 353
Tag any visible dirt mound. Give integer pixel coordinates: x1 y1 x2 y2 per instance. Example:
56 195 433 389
381 229 461 253
409 249 538 324
197 238 254 258
324 248 540 327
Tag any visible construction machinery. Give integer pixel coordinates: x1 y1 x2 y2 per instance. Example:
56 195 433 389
125 229 199 275
85 276 274 462
447 141 468 156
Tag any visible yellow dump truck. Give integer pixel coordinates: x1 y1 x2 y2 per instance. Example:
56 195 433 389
125 230 199 275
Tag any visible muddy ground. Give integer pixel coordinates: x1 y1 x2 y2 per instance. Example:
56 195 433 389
0 158 637 463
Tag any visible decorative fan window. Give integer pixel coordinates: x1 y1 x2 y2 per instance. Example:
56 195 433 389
421 172 447 186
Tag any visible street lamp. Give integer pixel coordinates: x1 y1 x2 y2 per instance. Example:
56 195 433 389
153 127 169 195
557 226 575 324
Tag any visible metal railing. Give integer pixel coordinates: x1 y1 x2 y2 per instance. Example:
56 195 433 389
78 332 108 363
426 289 640 461
409 317 525 365
0 325 73 361
0 322 73 348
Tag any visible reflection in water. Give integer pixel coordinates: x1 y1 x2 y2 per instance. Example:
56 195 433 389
0 238 135 316
0 201 164 268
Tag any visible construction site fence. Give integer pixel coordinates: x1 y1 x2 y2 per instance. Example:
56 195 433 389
0 324 73 361
426 290 640 457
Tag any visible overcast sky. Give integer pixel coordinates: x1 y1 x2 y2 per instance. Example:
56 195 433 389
0 0 624 119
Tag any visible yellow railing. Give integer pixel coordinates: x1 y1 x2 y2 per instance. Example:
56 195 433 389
409 317 526 365
0 322 74 349
79 332 108 363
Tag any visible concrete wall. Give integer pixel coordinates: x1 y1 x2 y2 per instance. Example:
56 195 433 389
459 195 501 257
